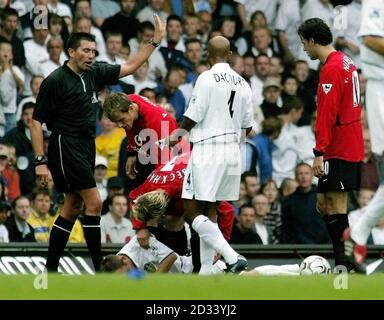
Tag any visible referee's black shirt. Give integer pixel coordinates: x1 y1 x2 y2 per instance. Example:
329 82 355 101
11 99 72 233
33 61 120 138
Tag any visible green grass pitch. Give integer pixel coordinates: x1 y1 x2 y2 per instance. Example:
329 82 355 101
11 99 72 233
1 273 384 300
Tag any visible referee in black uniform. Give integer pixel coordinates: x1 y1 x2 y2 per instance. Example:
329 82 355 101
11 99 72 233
30 15 165 272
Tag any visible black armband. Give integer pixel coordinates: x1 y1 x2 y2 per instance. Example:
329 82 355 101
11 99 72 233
313 148 324 157
126 151 137 157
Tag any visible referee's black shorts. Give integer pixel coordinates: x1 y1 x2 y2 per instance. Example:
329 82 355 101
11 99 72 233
48 134 96 193
317 158 361 193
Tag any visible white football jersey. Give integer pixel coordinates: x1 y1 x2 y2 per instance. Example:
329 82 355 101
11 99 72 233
118 235 173 270
184 63 253 144
117 235 193 273
358 0 384 80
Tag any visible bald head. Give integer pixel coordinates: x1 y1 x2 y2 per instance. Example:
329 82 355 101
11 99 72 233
208 36 231 63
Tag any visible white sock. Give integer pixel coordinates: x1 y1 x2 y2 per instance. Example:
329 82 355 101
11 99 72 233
351 183 384 245
211 260 227 275
248 264 300 276
192 215 238 265
199 237 215 275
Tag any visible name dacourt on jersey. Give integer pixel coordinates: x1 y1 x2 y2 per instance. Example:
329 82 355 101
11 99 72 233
213 73 245 86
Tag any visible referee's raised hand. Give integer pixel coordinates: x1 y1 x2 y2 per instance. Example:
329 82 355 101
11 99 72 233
152 13 166 44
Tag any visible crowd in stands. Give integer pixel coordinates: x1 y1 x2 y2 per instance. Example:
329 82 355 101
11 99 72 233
0 0 383 246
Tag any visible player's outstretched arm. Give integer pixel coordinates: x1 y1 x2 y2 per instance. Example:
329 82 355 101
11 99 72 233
119 14 166 77
157 252 177 273
362 36 384 55
167 117 196 148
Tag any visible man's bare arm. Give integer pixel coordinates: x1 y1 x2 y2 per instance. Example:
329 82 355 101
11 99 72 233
119 14 166 77
363 35 384 56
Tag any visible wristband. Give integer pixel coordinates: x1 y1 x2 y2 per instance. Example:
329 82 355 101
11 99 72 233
313 149 324 157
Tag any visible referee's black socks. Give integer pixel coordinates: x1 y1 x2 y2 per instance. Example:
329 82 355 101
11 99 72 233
324 214 349 269
46 215 74 272
83 215 102 272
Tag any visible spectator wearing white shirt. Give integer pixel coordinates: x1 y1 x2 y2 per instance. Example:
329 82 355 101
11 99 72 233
246 26 275 59
348 188 375 228
275 0 303 64
137 0 168 24
0 41 24 134
335 0 362 69
48 0 72 18
296 111 316 166
96 31 133 85
38 36 64 78
126 60 157 94
250 53 270 109
234 0 278 30
73 0 106 55
23 27 50 96
272 96 303 186
101 194 135 244
16 75 43 121
91 0 120 28
128 21 167 82
95 155 108 202
73 16 106 57
0 202 10 243
252 194 271 245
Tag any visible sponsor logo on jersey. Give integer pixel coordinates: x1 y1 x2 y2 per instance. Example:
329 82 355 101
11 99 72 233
322 83 333 94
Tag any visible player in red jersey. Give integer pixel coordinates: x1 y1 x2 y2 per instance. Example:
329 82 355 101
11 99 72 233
129 151 235 274
103 92 184 180
298 18 364 270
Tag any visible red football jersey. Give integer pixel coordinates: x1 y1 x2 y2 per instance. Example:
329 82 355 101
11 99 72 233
315 51 364 162
126 94 179 166
129 152 234 238
130 152 189 229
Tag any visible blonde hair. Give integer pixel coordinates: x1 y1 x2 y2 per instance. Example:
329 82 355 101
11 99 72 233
132 190 169 222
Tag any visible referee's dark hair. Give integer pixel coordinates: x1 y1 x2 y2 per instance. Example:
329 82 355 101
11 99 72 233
65 32 96 56
298 18 333 46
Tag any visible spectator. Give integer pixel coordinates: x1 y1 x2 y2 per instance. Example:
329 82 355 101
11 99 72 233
91 0 120 27
101 0 139 45
38 36 65 78
230 204 262 244
95 155 108 202
0 201 9 242
73 0 106 55
260 179 282 244
280 163 330 244
3 102 36 196
16 75 44 121
5 196 35 242
137 0 168 23
0 41 25 133
28 187 54 242
0 7 25 69
251 117 282 183
252 193 271 244
101 176 125 215
23 25 51 96
100 194 134 243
